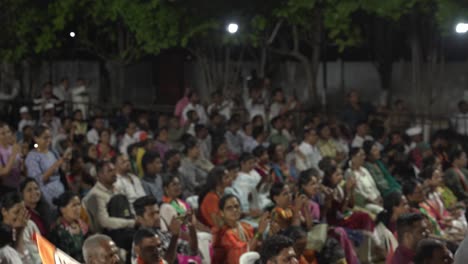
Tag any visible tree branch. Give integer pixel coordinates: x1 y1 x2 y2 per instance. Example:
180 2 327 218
267 20 283 45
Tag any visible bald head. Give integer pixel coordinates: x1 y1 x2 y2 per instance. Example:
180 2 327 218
82 234 120 264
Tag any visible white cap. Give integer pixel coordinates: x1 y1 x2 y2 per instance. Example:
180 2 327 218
406 126 422 137
44 103 55 110
19 106 29 114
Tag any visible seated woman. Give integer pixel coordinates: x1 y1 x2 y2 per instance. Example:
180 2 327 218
161 174 203 229
270 182 306 231
212 194 269 264
211 140 237 166
1 192 41 264
49 191 89 262
82 143 98 179
419 165 467 241
322 163 375 231
20 178 51 236
298 168 359 264
444 148 468 205
317 123 341 160
345 147 383 214
268 143 296 183
374 191 409 261
25 126 71 208
96 129 116 161
363 140 401 197
199 166 234 228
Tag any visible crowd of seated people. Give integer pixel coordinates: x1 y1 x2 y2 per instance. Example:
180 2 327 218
3 77 468 264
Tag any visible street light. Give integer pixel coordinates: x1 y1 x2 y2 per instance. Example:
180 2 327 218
69 32 76 38
456 23 468 34
227 23 239 34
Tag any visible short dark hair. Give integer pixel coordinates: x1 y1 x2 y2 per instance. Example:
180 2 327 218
133 228 157 246
418 165 437 180
142 151 160 173
252 126 265 139
252 146 267 158
298 168 320 191
164 149 180 162
162 173 179 189
270 182 286 202
224 160 240 171
96 160 112 174
414 239 446 264
258 235 294 263
402 179 420 197
0 192 22 212
270 116 282 127
396 213 425 242
281 226 306 241
33 125 49 137
133 196 158 217
449 148 465 165
239 152 255 165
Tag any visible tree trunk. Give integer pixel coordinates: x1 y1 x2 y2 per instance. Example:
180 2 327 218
410 13 422 113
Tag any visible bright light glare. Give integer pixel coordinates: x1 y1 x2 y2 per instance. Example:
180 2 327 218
69 32 76 38
456 23 468 34
227 23 238 34
34 143 38 148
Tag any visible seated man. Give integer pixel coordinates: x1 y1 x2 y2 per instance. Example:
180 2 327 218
133 228 168 264
114 154 146 214
257 235 298 264
82 234 120 264
227 153 263 220
133 196 198 264
83 161 136 233
390 213 429 264
141 152 164 202
414 239 453 264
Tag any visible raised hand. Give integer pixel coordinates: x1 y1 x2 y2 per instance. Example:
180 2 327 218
257 212 270 234
168 216 182 236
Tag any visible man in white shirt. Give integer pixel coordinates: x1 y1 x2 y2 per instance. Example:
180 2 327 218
87 117 105 145
71 78 90 119
83 161 136 233
229 153 262 218
351 121 373 148
296 127 322 172
119 122 138 154
245 88 266 121
53 78 70 102
207 90 233 121
114 154 146 214
182 91 208 125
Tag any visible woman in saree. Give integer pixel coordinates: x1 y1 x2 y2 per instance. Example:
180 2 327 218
212 194 269 264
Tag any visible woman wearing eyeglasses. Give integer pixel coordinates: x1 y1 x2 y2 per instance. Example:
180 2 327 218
212 194 269 264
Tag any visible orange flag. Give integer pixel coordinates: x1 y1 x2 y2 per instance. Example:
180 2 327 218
35 233 80 264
